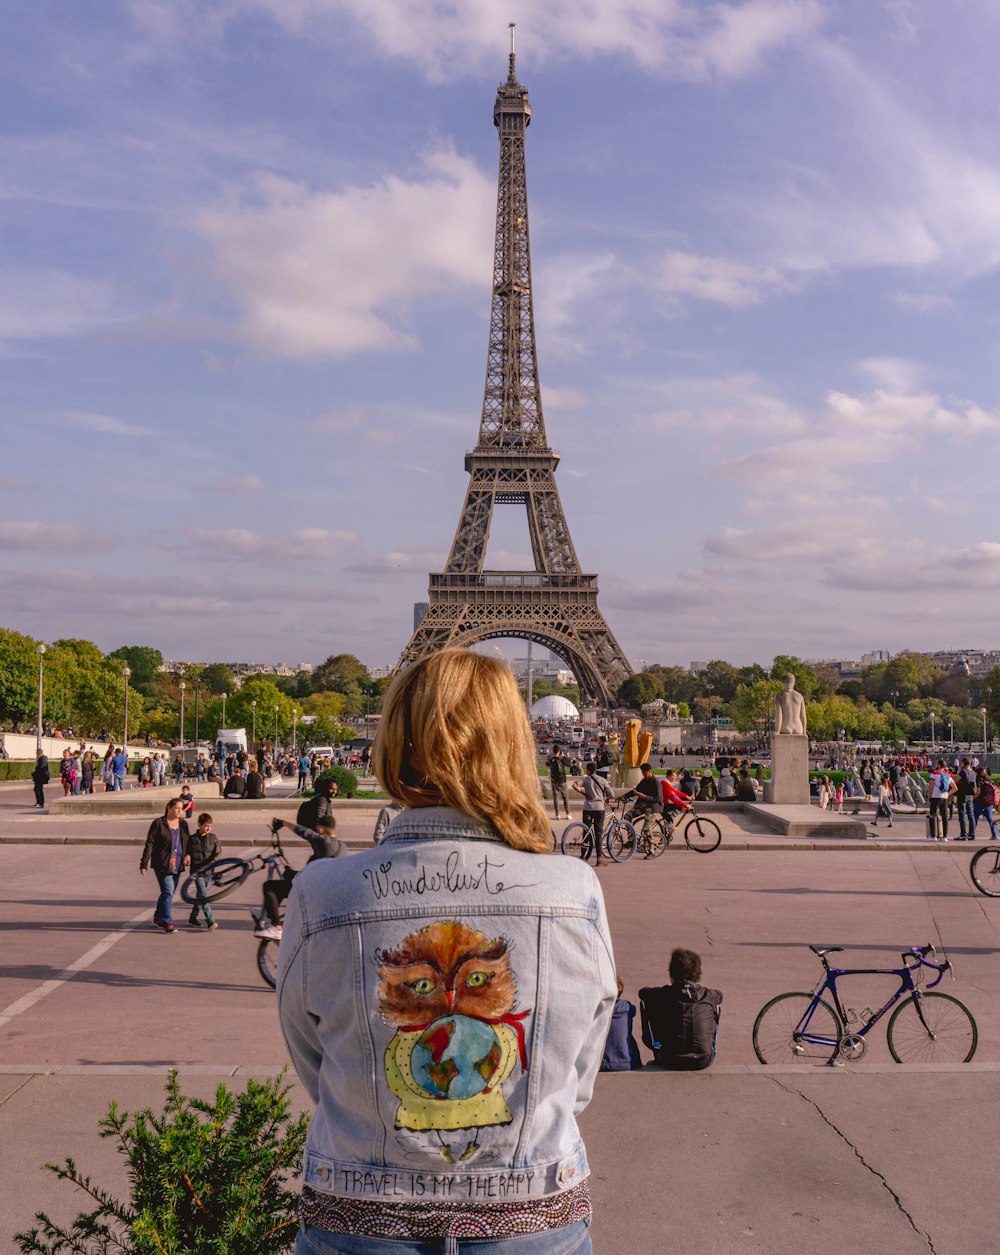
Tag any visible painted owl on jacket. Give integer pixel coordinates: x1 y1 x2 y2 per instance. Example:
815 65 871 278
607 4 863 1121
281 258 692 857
376 920 531 1162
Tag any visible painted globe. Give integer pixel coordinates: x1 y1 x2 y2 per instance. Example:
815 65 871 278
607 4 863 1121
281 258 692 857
411 1015 502 1100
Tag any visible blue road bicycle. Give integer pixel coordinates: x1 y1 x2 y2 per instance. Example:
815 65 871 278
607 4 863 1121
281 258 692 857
752 943 977 1065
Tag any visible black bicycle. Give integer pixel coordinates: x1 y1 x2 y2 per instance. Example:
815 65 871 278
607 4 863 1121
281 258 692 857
970 844 1000 896
180 823 293 988
612 803 722 861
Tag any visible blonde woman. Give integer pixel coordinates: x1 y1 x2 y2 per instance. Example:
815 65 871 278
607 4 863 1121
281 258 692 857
278 649 615 1255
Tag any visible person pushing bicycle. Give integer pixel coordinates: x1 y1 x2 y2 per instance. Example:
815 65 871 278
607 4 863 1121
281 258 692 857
254 816 346 940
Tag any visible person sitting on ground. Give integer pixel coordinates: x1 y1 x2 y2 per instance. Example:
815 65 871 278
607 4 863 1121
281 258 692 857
178 784 195 819
244 757 265 800
735 769 757 803
717 765 737 800
639 947 723 1071
255 816 346 940
679 768 697 798
696 770 718 802
600 978 642 1071
222 768 245 799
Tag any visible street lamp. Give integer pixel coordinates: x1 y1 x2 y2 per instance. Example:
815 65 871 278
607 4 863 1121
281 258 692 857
251 699 257 748
194 681 201 748
890 690 898 748
179 681 186 748
123 666 131 748
273 704 279 752
221 691 227 729
948 721 954 745
35 643 46 752
986 687 993 753
930 711 936 749
292 707 298 753
983 707 989 755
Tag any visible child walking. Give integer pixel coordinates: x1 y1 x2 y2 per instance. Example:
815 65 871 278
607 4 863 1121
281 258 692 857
187 813 220 929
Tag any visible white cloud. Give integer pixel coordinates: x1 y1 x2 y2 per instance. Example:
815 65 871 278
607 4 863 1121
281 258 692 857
187 526 358 562
197 149 494 358
203 0 822 83
888 291 956 314
65 411 151 437
0 521 111 550
207 474 265 493
639 373 806 437
0 270 121 345
657 251 792 309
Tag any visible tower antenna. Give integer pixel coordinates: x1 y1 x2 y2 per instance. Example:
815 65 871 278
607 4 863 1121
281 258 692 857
508 21 516 81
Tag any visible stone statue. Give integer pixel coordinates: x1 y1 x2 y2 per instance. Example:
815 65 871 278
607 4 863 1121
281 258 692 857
774 673 807 737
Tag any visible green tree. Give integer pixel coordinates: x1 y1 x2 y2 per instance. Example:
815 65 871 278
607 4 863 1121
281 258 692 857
51 638 105 672
302 691 349 722
617 672 663 708
862 651 940 705
770 655 820 700
698 660 742 704
729 679 782 744
227 678 296 746
0 627 40 730
198 663 236 695
311 654 369 694
645 665 699 704
107 645 164 688
76 666 145 738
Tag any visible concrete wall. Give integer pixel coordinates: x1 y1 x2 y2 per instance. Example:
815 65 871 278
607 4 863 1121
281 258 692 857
0 731 156 762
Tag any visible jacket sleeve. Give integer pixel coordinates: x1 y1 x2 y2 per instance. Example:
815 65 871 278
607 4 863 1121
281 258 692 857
140 820 158 870
276 881 323 1104
573 885 618 1115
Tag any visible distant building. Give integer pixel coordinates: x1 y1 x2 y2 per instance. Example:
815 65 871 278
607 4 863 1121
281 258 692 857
861 650 891 667
368 665 395 680
689 661 709 674
413 602 429 632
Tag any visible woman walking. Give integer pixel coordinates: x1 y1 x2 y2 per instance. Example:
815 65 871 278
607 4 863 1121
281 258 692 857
139 798 191 934
278 649 615 1255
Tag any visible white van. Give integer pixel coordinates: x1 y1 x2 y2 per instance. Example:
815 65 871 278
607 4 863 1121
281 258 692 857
304 745 335 759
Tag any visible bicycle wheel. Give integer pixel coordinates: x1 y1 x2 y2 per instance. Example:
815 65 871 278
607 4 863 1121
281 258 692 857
970 845 1000 897
257 938 279 989
607 820 638 863
561 823 592 858
642 819 668 858
179 857 251 904
886 991 977 1063
752 992 842 1064
684 816 721 853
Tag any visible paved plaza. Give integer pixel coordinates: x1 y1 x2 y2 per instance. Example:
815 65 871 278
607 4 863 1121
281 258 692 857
2 781 999 1253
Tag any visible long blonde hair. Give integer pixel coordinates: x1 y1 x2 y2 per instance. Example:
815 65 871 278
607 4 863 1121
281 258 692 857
373 649 551 853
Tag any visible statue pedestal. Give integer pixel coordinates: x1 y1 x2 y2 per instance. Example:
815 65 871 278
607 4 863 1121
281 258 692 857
764 735 810 805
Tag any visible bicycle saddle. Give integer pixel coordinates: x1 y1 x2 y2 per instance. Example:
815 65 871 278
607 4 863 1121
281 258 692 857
809 944 844 957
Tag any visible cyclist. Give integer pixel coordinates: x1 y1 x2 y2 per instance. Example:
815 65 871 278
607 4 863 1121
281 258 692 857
254 816 346 940
660 769 693 824
571 761 614 866
621 761 661 819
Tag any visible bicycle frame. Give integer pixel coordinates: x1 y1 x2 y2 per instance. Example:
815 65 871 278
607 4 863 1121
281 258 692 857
795 947 949 1049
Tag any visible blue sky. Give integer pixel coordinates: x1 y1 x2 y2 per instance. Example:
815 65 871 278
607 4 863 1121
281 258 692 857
3 0 1000 670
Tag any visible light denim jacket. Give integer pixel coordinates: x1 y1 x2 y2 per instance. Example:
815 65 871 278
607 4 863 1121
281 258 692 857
277 806 617 1207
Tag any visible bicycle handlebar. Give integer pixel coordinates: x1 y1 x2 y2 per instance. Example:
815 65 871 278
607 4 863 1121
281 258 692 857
903 943 949 988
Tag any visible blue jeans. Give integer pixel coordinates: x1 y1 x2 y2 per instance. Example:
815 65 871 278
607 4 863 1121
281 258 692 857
973 804 998 839
155 874 178 925
957 796 975 839
296 1219 591 1255
113 774 125 791
189 874 215 924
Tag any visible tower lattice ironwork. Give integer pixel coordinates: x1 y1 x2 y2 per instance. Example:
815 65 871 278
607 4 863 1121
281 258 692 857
396 32 632 706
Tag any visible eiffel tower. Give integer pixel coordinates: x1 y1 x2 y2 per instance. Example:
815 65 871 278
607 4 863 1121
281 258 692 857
397 29 632 707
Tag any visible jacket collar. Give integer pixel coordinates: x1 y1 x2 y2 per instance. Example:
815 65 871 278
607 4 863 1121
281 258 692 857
381 804 503 845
